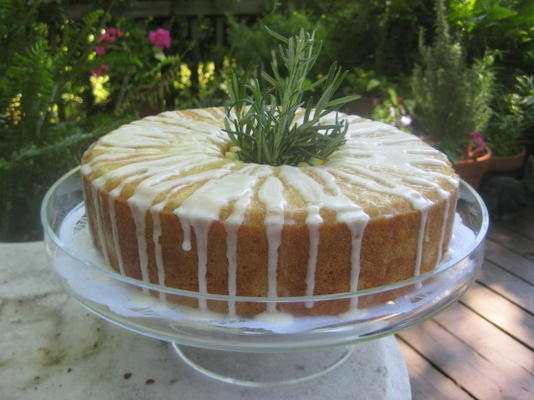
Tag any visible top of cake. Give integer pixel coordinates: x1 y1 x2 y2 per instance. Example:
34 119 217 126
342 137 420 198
81 107 458 228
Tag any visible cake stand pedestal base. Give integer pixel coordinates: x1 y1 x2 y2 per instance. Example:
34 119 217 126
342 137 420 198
167 340 411 396
1 241 411 399
171 344 356 388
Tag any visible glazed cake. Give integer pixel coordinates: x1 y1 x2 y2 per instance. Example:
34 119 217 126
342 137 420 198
81 107 459 317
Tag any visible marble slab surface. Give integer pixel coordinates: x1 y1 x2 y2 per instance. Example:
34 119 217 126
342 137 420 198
0 242 410 399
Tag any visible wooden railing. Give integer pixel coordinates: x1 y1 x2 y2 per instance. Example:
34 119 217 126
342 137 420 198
67 0 270 18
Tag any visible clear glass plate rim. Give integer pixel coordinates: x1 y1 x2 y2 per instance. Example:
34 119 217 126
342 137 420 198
41 166 489 303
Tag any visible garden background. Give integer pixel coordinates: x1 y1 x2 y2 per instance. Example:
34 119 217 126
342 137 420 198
1 0 533 241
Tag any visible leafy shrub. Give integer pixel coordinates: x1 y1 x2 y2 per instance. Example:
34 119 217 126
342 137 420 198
486 75 534 157
411 0 494 161
0 1 132 241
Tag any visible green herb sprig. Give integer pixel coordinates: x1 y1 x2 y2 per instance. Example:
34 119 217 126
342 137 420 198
223 28 358 166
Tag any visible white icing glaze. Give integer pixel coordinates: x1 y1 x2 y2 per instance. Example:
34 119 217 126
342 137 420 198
151 204 166 301
91 187 111 266
81 107 459 315
224 165 271 316
108 192 125 276
258 176 286 313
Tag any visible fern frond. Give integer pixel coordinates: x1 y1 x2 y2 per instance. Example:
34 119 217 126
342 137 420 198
115 56 181 115
0 36 55 141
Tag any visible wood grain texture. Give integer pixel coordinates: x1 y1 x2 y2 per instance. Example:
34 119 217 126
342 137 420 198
399 318 532 399
478 260 534 311
401 207 534 399
488 223 534 260
398 340 472 400
501 217 534 241
484 240 534 284
434 303 534 380
460 281 534 349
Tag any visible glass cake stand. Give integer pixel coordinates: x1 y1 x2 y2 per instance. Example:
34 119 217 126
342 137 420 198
41 167 488 388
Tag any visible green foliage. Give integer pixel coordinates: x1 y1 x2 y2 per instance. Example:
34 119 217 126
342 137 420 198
227 10 329 75
485 75 534 156
0 1 125 241
0 117 132 241
113 55 182 115
1 0 532 240
88 18 182 115
411 0 494 161
224 29 357 166
372 88 414 132
449 0 533 84
300 0 435 77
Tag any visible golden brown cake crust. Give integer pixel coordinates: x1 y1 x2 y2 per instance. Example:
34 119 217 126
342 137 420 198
81 107 459 317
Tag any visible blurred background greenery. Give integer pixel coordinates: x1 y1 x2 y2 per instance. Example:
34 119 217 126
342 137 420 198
1 0 533 241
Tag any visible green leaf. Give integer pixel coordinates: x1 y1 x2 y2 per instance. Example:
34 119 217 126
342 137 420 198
223 29 354 166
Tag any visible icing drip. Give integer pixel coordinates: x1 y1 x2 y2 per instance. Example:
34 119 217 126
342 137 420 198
278 167 324 306
437 196 451 263
395 175 452 269
189 218 210 311
279 166 370 308
151 204 166 301
414 208 429 276
180 218 192 251
91 187 111 266
224 165 271 316
224 216 241 317
348 221 366 308
175 172 259 311
108 194 125 275
305 207 321 307
258 176 286 313
313 167 370 306
129 202 149 293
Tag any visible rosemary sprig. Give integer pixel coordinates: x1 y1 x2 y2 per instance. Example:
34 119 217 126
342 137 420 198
223 28 359 166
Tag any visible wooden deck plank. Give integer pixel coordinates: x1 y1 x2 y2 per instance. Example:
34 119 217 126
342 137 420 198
478 260 534 311
398 318 532 399
397 339 473 400
516 206 534 223
402 207 534 399
433 302 534 376
484 240 534 284
460 282 534 349
501 220 534 241
488 224 534 261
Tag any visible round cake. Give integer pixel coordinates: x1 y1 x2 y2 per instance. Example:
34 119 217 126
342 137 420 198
81 107 459 317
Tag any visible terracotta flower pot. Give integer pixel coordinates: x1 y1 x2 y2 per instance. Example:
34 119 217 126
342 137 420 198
453 148 492 189
489 147 526 173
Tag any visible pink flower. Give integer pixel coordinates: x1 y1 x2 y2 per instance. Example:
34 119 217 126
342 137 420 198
469 131 487 153
95 46 106 56
91 64 110 77
106 28 123 38
97 27 124 44
97 32 113 44
148 28 171 50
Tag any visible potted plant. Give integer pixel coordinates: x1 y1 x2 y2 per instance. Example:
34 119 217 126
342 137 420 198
486 75 533 175
410 0 494 188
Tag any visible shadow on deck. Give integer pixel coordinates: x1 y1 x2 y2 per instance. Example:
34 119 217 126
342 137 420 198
398 207 534 399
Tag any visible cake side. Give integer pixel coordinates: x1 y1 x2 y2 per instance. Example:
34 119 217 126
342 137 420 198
81 107 459 317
